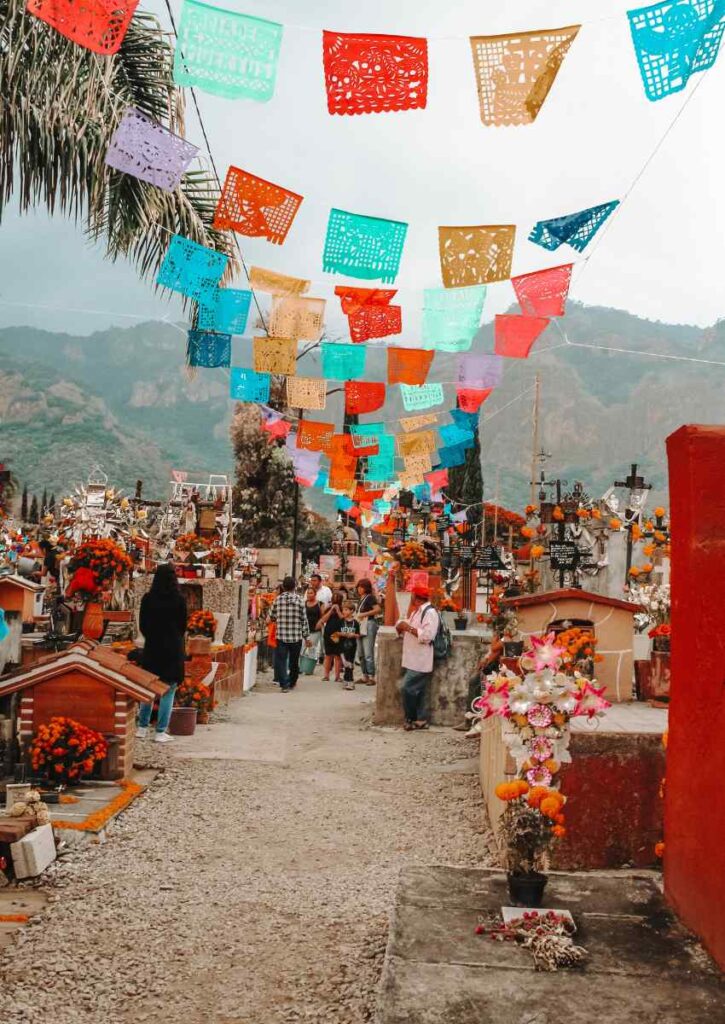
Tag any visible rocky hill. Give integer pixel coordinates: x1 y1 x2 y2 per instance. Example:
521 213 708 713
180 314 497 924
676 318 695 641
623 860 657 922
0 303 722 507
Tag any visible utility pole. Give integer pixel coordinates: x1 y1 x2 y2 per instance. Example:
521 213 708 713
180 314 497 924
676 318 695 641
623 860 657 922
290 406 302 580
530 375 541 506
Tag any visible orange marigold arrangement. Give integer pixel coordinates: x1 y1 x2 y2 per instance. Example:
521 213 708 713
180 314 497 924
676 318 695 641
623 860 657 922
175 679 215 712
495 779 568 874
187 609 216 638
68 537 133 582
208 546 237 572
29 717 107 784
175 533 211 553
395 540 434 568
557 627 603 667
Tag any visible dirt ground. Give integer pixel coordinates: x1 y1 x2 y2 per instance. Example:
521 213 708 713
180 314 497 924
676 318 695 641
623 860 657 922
0 675 494 1024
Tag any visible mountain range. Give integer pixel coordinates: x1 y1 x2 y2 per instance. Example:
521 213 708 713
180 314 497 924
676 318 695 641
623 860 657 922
0 302 722 512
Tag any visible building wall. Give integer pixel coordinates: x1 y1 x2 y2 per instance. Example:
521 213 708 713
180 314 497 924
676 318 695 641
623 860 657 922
514 597 635 702
665 425 725 970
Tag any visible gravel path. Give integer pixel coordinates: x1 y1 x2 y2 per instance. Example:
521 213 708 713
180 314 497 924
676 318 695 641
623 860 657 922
0 676 494 1024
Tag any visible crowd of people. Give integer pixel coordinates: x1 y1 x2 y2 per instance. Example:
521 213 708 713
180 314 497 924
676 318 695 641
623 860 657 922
268 574 382 693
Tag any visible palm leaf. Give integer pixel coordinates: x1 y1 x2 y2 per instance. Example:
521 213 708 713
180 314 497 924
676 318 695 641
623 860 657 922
0 0 237 279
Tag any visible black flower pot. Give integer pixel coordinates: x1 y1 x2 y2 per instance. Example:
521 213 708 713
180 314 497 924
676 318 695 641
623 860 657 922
454 616 468 631
507 871 548 907
503 641 524 657
652 637 671 654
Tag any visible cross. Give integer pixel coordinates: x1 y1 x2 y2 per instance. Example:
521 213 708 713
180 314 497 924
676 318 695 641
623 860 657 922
613 464 652 577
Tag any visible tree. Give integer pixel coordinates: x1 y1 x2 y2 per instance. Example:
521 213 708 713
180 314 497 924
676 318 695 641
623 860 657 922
230 404 334 559
447 429 484 526
0 0 234 279
20 484 28 522
29 494 39 524
49 493 56 517
41 488 48 518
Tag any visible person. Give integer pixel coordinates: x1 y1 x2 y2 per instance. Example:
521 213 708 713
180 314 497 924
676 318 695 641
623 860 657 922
318 591 344 682
335 601 361 691
454 636 503 735
310 573 333 609
303 585 323 663
337 584 350 602
269 576 308 692
355 578 381 685
395 584 440 731
137 564 187 743
38 539 59 582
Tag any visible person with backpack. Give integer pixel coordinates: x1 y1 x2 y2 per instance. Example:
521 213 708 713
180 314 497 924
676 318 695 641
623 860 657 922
395 584 442 731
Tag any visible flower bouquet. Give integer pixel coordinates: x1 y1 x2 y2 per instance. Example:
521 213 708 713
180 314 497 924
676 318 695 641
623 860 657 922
209 546 237 576
649 622 671 653
187 609 216 639
175 679 214 713
495 780 566 904
29 716 108 785
66 537 133 602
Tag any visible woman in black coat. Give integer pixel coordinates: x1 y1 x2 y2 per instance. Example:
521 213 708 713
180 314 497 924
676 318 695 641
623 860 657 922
137 564 187 743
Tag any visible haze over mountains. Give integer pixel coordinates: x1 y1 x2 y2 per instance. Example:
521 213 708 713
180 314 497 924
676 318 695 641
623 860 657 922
0 301 720 509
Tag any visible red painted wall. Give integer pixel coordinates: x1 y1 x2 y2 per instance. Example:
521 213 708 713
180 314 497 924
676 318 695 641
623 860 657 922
665 425 725 969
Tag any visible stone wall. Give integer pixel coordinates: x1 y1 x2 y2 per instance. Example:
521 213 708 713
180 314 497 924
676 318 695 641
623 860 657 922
132 576 248 647
373 627 485 727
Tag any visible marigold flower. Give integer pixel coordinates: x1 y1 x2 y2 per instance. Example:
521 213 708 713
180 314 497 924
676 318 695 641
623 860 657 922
609 518 621 530
654 507 666 519
552 825 567 838
654 841 665 858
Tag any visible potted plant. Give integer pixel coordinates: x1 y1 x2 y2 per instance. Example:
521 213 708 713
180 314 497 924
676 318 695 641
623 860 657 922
29 716 108 786
168 678 213 735
495 780 567 906
502 617 524 658
454 609 469 632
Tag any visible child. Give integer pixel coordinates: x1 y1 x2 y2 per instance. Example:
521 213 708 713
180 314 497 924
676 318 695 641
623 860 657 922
335 601 361 691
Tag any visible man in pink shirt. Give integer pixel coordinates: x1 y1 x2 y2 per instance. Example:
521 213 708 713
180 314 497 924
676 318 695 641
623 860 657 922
395 584 440 731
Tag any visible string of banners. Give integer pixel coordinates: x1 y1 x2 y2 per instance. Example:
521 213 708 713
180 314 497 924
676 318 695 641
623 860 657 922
28 0 725 109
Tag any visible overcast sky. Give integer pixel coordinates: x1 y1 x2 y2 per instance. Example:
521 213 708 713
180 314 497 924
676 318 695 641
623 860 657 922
0 0 722 339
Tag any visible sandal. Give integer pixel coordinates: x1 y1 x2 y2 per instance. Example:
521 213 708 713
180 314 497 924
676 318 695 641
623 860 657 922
414 720 430 730
403 721 415 731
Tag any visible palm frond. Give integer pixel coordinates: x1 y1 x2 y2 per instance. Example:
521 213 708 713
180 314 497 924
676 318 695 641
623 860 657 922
0 0 236 279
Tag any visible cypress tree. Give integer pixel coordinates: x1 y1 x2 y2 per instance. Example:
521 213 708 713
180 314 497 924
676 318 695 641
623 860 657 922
29 494 39 524
20 484 28 521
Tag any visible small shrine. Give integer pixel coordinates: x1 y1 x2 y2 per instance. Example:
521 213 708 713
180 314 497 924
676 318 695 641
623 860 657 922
0 640 166 778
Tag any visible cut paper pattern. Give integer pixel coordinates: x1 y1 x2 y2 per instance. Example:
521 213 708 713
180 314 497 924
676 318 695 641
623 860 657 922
426 468 449 491
27 0 139 53
197 287 252 333
174 0 283 102
249 267 310 295
328 459 358 492
437 443 467 469
345 381 386 415
403 452 433 477
400 383 445 411
253 336 297 375
186 329 231 368
229 368 271 402
529 202 619 253
440 424 475 449
400 413 439 432
469 26 580 127
321 342 367 380
438 225 516 288
213 166 303 244
458 353 504 389
397 431 437 457
269 296 326 341
628 0 725 102
323 30 428 115
285 376 327 410
350 423 386 447
457 387 493 413
494 314 550 358
335 286 401 342
399 466 427 488
422 285 486 351
366 436 396 482
387 347 435 386
323 209 408 283
105 108 198 190
511 263 573 317
297 420 335 453
451 407 480 431
157 234 227 301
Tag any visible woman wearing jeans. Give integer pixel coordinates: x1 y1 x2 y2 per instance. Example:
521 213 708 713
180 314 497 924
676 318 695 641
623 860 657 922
355 578 381 686
136 564 187 743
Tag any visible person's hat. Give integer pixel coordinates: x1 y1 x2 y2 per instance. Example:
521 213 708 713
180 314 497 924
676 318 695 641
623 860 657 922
411 584 430 600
